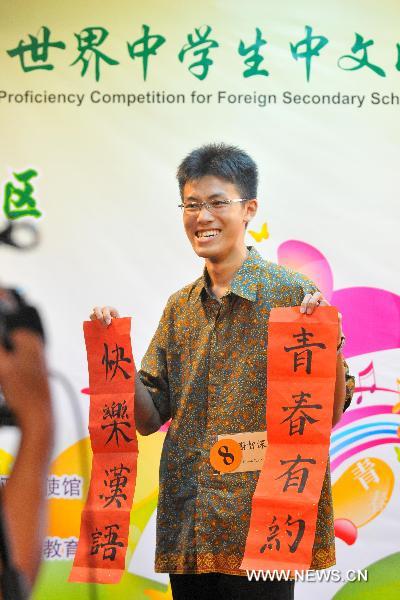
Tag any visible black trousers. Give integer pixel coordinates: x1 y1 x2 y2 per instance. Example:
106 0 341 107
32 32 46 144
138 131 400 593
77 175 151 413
169 573 295 600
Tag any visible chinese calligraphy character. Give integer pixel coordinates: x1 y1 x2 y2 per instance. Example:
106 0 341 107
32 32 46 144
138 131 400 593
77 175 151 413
281 391 322 435
284 327 326 374
64 537 79 559
238 28 269 77
43 537 63 560
127 24 166 81
4 169 42 220
7 26 65 72
47 476 60 497
275 454 316 493
352 458 380 491
102 399 133 446
62 476 82 497
285 514 305 553
102 343 132 381
90 524 124 561
260 514 306 554
178 25 219 80
290 25 329 82
338 33 386 77
71 27 119 82
260 515 280 552
100 463 131 508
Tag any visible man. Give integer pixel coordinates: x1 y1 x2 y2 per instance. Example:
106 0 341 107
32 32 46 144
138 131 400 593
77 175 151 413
0 289 53 598
91 143 355 600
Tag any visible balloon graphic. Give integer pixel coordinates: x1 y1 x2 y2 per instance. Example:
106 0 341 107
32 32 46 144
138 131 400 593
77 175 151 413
334 519 358 545
333 552 400 600
332 457 394 528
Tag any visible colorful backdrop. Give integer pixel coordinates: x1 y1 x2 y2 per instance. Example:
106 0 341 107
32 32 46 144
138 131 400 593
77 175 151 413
0 1 399 598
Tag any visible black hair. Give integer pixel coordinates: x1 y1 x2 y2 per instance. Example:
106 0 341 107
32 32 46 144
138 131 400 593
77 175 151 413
177 142 258 201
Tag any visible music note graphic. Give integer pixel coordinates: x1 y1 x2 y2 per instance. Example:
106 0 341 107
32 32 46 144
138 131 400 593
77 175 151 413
393 378 400 413
356 361 377 404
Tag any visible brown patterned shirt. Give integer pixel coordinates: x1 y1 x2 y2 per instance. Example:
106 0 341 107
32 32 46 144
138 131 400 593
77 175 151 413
138 245 355 575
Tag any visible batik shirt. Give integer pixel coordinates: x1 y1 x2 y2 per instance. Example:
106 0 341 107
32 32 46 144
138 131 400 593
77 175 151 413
138 246 355 576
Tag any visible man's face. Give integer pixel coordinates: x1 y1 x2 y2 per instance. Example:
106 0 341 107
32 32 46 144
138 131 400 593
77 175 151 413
182 175 256 261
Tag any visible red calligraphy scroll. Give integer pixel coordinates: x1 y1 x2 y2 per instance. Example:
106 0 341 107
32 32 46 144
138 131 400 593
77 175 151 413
69 317 138 584
240 306 338 573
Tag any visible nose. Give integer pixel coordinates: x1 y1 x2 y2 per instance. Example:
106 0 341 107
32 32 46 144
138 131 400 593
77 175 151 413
196 204 214 222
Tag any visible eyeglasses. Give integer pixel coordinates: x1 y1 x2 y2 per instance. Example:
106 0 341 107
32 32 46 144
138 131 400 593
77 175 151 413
178 198 248 214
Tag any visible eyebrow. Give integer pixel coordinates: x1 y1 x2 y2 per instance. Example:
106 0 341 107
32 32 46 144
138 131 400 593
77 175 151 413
184 193 228 201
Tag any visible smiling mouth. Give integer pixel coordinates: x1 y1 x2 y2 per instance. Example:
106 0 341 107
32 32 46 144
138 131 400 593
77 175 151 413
195 229 221 239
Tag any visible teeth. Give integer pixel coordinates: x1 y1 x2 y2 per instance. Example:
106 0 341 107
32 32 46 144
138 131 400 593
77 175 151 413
196 229 220 238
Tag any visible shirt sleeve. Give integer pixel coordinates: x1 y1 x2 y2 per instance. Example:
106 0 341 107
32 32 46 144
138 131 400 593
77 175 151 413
289 271 320 307
138 297 172 426
342 357 356 412
290 272 356 413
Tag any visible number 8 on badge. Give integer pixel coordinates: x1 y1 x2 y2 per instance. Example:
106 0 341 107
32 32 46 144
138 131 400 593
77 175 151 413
210 438 243 473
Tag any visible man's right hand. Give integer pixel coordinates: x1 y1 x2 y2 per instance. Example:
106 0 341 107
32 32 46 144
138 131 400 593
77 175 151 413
90 306 120 326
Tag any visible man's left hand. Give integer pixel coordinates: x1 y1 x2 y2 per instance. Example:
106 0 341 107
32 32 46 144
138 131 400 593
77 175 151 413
300 291 343 345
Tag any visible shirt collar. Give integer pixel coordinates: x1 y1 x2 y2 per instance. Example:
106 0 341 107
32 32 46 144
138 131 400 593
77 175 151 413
190 245 266 304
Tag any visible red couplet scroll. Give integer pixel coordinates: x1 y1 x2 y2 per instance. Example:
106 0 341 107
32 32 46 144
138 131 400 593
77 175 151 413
240 306 338 573
69 317 138 584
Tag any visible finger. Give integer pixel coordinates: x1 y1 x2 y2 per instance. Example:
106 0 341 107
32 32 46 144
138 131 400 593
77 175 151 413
318 297 330 306
90 307 103 321
338 311 343 336
306 291 325 314
306 296 318 314
101 307 112 326
300 294 312 313
313 291 330 310
109 307 120 318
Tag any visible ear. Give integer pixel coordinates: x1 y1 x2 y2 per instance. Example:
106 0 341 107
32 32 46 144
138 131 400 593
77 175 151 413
245 198 258 222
